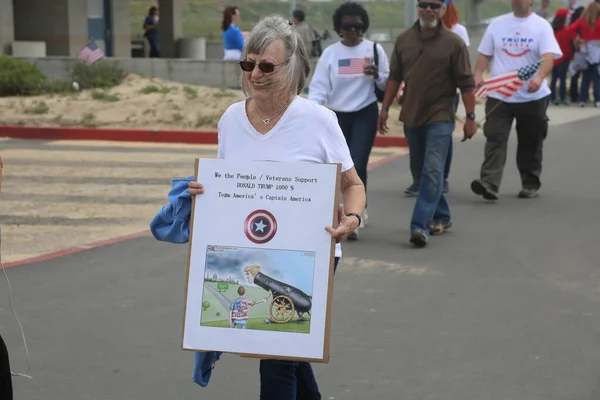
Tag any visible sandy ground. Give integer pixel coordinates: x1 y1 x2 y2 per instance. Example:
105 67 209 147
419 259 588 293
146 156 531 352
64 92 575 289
0 74 412 135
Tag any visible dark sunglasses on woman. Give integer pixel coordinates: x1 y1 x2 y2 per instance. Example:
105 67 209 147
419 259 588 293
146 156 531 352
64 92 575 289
341 22 364 31
239 60 286 73
418 1 443 9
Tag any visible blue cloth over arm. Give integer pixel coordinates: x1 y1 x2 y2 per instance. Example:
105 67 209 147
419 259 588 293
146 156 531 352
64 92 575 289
149 175 224 387
149 176 194 243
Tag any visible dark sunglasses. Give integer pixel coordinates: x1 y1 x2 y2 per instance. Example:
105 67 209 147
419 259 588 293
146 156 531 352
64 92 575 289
341 22 364 31
239 60 285 73
418 1 443 9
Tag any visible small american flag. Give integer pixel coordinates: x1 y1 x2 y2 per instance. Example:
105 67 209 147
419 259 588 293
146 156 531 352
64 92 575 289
473 60 542 98
78 40 104 65
338 57 369 74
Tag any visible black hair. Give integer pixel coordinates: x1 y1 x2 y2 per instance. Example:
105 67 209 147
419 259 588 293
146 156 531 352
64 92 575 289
571 6 584 23
148 6 157 15
221 6 239 31
332 2 370 34
551 14 566 31
293 9 305 22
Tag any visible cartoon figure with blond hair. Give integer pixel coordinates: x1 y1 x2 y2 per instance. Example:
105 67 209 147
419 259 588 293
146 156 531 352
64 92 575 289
244 264 272 304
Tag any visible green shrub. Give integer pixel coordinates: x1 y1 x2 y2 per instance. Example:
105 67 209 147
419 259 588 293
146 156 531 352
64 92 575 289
39 79 73 94
71 60 127 90
0 56 46 96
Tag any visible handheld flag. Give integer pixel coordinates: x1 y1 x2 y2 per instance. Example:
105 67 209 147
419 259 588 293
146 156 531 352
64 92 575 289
473 60 542 98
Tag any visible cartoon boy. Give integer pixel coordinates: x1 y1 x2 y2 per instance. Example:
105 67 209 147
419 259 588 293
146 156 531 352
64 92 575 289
229 286 254 329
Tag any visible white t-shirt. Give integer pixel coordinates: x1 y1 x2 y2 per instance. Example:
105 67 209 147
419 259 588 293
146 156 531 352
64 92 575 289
452 24 470 95
478 12 562 103
217 96 355 258
452 23 470 47
308 39 390 112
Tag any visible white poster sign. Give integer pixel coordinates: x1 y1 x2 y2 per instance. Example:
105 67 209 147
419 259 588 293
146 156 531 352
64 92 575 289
182 158 341 362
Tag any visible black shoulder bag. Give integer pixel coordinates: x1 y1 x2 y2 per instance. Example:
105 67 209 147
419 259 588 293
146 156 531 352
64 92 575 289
372 41 385 102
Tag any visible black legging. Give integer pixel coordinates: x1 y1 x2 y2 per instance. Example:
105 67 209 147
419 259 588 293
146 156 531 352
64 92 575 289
0 334 13 400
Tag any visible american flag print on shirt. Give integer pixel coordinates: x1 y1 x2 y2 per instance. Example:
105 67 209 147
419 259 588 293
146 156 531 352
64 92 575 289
338 57 370 74
473 60 542 98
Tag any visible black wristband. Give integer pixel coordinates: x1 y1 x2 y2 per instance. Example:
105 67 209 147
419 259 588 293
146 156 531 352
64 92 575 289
346 213 362 227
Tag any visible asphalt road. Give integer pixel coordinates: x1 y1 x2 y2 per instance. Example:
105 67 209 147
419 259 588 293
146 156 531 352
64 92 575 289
3 114 600 400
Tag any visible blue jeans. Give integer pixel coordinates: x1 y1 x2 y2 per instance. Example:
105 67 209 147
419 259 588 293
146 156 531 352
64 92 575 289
334 102 378 194
259 257 339 400
404 121 453 233
444 93 460 183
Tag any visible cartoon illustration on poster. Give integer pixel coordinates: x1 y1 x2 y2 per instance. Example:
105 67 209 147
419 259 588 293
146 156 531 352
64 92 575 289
200 245 315 334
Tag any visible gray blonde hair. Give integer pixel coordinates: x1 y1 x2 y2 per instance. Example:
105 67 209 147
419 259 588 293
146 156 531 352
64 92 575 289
241 15 311 97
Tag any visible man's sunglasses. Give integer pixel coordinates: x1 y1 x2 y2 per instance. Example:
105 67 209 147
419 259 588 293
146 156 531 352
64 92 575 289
239 60 285 73
418 1 443 9
341 22 364 31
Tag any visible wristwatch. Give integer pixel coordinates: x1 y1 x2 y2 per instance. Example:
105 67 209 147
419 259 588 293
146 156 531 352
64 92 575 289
346 213 362 227
466 112 476 120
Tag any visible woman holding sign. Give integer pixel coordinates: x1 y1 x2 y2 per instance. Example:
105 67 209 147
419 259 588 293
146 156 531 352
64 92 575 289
151 14 365 400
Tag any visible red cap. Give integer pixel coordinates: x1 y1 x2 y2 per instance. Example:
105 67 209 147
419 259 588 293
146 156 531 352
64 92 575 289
555 8 569 18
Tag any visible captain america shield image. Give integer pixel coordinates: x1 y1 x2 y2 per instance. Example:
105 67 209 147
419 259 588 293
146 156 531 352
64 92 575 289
244 209 277 244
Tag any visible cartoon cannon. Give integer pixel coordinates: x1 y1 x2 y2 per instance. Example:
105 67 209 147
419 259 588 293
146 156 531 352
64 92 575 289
244 265 312 324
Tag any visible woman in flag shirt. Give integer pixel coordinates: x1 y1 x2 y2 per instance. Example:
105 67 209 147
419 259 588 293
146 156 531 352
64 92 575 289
308 1 390 241
470 0 562 201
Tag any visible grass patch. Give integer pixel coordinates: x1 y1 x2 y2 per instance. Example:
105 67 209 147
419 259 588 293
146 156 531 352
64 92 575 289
201 318 311 333
92 91 119 102
24 101 49 115
80 112 96 127
195 114 220 128
183 86 198 99
139 85 172 94
213 89 236 98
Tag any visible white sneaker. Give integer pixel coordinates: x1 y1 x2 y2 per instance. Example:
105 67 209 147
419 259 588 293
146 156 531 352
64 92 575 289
361 209 368 228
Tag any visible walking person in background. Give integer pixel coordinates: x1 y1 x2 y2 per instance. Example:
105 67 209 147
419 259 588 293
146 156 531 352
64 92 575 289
292 10 316 57
377 0 477 247
403 0 470 197
309 2 389 240
470 0 562 201
568 6 586 103
567 2 600 107
535 0 550 19
550 8 573 106
222 6 245 61
143 6 160 58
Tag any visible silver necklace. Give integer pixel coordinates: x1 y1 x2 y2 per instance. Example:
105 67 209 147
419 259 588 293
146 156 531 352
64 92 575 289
254 101 290 125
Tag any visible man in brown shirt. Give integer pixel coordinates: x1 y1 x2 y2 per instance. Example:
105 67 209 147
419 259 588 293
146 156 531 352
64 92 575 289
377 0 477 247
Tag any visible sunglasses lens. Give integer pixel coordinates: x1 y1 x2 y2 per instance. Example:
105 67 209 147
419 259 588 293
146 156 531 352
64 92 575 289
239 61 254 71
342 22 362 31
418 2 441 9
258 63 275 73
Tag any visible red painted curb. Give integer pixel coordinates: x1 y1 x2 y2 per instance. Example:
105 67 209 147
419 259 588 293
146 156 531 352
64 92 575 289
2 230 151 269
0 126 407 148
